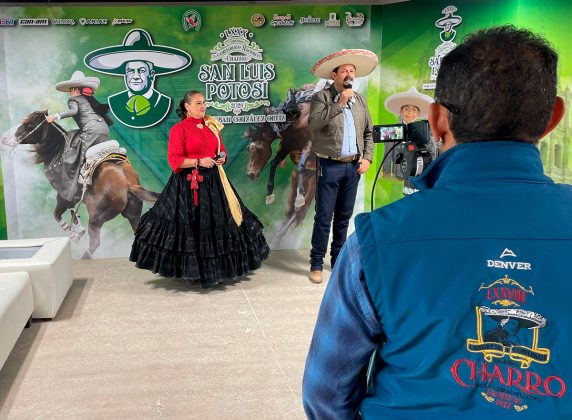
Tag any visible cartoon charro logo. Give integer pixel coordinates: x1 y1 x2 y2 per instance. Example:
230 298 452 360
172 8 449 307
427 5 463 83
450 248 566 412
435 5 462 42
84 29 192 128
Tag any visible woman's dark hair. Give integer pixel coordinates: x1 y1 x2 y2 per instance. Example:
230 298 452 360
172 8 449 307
83 93 110 120
435 25 558 144
176 90 202 121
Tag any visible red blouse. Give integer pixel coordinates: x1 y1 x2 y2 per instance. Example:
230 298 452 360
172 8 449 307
167 116 227 173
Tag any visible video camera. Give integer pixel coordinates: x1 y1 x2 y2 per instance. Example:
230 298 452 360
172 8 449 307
373 120 434 194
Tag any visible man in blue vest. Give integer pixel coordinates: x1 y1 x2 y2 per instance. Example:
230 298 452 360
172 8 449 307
303 25 570 418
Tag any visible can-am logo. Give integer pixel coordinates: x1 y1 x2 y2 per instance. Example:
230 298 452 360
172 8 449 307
19 18 48 26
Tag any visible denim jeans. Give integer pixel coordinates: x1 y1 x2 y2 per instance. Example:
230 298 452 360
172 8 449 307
310 157 360 271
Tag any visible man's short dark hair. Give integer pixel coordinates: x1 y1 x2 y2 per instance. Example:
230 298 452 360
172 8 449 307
435 25 558 144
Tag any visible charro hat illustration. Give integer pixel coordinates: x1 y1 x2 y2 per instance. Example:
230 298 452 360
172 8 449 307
435 13 462 29
480 306 547 329
384 87 434 119
310 49 378 79
84 28 191 75
55 71 100 92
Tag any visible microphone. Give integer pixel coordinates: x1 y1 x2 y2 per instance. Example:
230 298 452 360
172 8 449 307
214 151 226 160
344 77 353 89
343 78 355 108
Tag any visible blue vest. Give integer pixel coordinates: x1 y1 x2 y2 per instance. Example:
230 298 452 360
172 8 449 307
355 141 572 418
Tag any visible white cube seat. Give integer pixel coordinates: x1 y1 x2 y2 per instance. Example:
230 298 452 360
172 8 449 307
0 237 72 319
0 272 33 370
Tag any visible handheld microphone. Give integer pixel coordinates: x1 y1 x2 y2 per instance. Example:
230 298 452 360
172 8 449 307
214 151 226 160
342 78 355 107
344 77 353 89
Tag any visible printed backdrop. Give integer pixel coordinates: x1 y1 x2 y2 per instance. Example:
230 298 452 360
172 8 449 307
0 0 570 258
368 0 572 209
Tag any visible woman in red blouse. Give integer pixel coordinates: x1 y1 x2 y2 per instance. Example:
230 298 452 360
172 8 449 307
130 90 270 287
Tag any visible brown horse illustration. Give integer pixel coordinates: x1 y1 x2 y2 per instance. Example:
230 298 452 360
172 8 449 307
244 103 316 242
12 110 159 259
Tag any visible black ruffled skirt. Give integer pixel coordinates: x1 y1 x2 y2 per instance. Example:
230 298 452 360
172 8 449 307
129 166 270 287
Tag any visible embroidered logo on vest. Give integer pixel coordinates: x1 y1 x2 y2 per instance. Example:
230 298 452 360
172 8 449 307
450 248 567 412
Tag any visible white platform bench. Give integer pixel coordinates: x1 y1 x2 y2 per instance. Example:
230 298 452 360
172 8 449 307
0 272 33 370
0 237 73 319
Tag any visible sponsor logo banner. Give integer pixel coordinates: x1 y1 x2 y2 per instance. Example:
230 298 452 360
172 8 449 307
18 18 49 26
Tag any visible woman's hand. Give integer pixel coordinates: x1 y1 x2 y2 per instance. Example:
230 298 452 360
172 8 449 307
198 157 216 168
215 156 226 166
46 115 55 123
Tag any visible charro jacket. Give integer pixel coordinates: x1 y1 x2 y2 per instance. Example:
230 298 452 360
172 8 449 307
309 85 374 162
58 95 113 130
355 141 572 418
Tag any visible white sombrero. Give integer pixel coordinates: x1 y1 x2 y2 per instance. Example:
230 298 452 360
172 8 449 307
84 28 191 76
55 70 100 92
310 49 378 79
384 87 434 119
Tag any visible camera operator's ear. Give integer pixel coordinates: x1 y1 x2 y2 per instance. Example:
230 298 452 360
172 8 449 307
540 96 565 139
428 103 456 152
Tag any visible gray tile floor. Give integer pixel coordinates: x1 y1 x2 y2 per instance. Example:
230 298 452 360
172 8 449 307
0 249 329 419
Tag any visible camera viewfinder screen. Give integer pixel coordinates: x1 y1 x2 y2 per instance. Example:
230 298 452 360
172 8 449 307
380 125 404 141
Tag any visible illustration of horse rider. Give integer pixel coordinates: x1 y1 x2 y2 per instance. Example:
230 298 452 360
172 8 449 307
46 70 113 206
